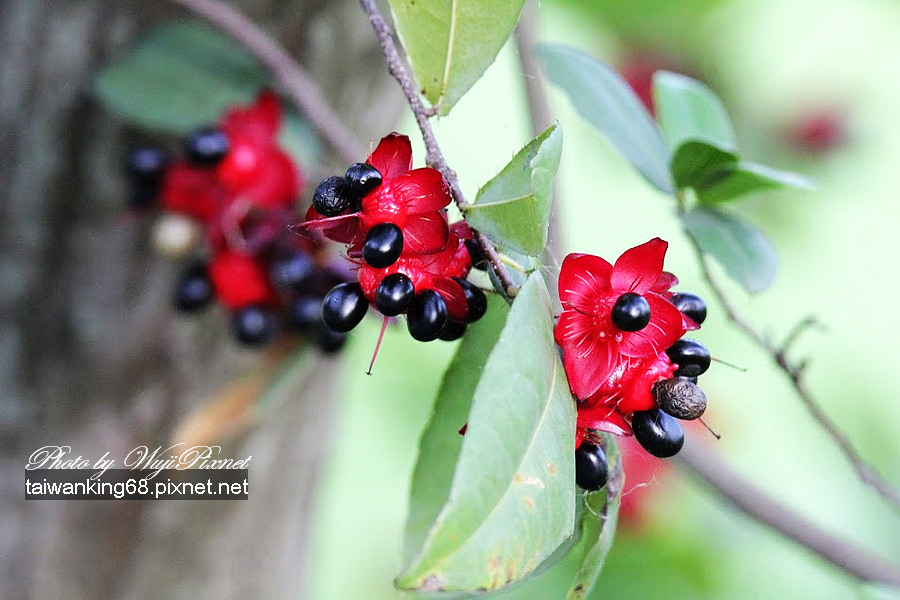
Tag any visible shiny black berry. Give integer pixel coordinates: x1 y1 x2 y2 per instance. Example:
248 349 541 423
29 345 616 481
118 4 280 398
127 146 167 183
665 338 711 378
671 292 707 325
439 320 467 341
575 441 609 491
363 223 404 268
464 238 488 271
173 263 213 312
185 127 229 166
453 277 487 323
312 176 353 217
270 251 314 291
233 305 278 346
322 282 368 332
344 162 382 198
611 292 651 332
316 323 348 354
632 409 684 458
289 295 324 330
406 290 448 342
375 273 415 316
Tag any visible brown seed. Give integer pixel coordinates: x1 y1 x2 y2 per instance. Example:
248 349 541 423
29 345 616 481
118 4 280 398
653 377 707 420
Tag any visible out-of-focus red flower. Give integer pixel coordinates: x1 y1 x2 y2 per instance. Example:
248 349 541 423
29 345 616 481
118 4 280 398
555 238 692 401
302 133 452 255
209 248 277 309
356 233 472 321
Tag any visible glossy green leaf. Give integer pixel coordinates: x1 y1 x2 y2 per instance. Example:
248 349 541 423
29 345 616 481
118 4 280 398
653 71 736 151
388 0 526 115
465 125 563 256
94 20 270 133
566 434 622 599
402 295 510 565
397 273 578 593
692 161 817 204
670 140 738 191
536 44 674 194
680 207 778 294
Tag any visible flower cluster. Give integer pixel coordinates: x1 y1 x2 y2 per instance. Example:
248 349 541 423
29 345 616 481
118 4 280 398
125 90 353 350
554 238 713 491
296 134 487 345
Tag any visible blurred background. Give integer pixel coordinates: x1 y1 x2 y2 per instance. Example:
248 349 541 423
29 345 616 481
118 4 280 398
3 0 900 598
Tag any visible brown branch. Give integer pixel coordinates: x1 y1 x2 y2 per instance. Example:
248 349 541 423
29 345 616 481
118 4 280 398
677 442 900 587
682 227 900 512
357 0 519 298
514 0 562 304
169 0 363 165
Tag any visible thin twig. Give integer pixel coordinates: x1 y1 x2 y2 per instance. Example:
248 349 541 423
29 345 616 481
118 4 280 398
357 0 519 298
677 442 900 587
170 0 363 164
683 227 900 512
515 0 562 304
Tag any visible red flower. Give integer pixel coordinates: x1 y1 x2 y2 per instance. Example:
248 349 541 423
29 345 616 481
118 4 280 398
208 248 277 310
301 133 452 254
554 238 692 400
356 233 472 320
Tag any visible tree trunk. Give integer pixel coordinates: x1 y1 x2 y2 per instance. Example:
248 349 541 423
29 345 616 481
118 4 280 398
0 1 402 598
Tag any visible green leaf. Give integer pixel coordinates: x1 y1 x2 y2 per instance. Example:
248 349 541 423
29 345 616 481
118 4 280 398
652 71 736 151
388 0 526 116
465 125 563 256
680 207 778 294
397 273 578 593
94 20 270 133
692 161 817 204
536 44 674 194
566 434 622 599
670 140 738 191
278 110 322 169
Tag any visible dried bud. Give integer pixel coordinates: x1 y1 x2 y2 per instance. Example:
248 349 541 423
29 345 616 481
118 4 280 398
653 377 707 420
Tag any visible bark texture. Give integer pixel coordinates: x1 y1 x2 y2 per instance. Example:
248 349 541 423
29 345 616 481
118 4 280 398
0 1 402 598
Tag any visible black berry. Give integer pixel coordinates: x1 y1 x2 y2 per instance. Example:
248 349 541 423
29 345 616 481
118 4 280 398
375 273 415 316
344 162 382 199
173 263 213 312
632 409 685 458
464 238 488 271
439 320 467 341
322 282 368 332
671 292 707 325
665 338 711 378
312 176 353 217
406 290 448 342
270 251 314 291
611 292 651 332
127 146 167 183
575 441 609 491
363 222 404 268
453 277 487 323
233 305 278 346
185 127 229 166
653 377 707 420
316 323 348 354
129 181 161 210
289 295 323 330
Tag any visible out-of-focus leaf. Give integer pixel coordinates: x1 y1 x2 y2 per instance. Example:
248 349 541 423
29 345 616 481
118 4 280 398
465 125 563 256
566 434 622 599
536 44 674 194
94 20 270 133
692 161 817 204
278 109 322 169
652 71 736 151
397 273 577 593
388 0 526 115
680 207 778 294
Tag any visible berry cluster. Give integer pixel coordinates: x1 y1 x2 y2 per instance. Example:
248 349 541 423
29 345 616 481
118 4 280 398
554 238 713 491
296 134 486 345
125 90 353 351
